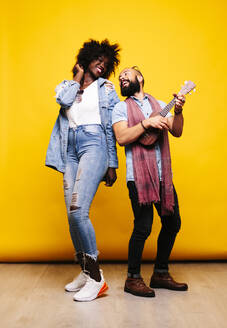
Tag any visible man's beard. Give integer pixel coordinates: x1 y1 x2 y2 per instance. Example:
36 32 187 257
120 78 141 97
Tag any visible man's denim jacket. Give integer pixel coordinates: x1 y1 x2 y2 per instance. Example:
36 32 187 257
45 78 119 173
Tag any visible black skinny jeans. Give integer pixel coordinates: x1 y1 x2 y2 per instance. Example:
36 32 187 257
127 181 181 275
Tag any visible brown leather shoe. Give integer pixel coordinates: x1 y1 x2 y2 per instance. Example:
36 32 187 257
150 272 188 291
124 277 155 297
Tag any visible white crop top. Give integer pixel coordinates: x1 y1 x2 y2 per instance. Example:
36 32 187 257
66 80 101 128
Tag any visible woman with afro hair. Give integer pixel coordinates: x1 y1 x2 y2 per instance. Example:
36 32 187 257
46 39 120 301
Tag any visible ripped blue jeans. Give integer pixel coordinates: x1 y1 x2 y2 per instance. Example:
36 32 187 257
63 125 108 259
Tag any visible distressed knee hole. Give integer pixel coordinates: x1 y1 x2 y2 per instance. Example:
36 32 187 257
71 192 77 203
70 205 79 211
70 193 79 212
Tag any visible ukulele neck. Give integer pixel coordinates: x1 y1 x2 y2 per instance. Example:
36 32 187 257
159 97 176 117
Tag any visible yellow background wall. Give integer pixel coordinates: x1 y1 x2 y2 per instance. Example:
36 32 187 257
1 0 227 261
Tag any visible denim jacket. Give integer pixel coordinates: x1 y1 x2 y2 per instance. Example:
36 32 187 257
45 78 119 173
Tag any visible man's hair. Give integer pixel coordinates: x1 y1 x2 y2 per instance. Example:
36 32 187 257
131 66 145 86
72 39 120 79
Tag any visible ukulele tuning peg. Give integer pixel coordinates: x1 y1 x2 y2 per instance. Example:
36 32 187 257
193 88 196 92
184 81 188 84
189 92 192 95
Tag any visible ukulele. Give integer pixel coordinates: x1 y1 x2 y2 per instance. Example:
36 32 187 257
139 80 196 146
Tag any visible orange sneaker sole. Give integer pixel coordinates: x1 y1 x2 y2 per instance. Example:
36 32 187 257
97 282 108 297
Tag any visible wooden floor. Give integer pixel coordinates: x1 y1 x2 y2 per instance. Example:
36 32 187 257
0 262 226 328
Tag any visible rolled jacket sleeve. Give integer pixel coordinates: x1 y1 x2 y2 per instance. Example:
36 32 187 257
55 80 80 108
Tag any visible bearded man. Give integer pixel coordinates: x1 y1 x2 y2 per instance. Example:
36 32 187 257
112 67 188 298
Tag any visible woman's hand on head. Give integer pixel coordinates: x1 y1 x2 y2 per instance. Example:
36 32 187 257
73 63 84 83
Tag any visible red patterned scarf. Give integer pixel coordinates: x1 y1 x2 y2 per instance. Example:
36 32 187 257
126 94 174 215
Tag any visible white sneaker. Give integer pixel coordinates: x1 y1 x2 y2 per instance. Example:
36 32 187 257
65 271 88 292
73 271 108 302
